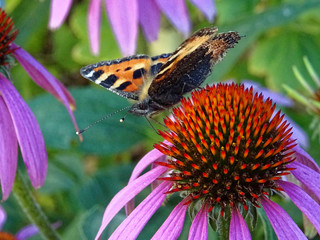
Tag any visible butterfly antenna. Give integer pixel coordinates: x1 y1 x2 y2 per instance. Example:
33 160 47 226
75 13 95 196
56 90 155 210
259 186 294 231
76 105 131 135
120 112 129 123
145 116 159 134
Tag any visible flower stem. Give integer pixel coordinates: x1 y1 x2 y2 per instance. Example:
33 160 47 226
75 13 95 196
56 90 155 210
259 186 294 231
219 208 231 240
13 170 61 240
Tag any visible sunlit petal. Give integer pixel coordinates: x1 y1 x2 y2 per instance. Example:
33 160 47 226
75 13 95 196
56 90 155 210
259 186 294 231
48 0 73 29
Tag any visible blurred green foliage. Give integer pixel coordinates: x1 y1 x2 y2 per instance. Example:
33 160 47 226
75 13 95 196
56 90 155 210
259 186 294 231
1 0 320 239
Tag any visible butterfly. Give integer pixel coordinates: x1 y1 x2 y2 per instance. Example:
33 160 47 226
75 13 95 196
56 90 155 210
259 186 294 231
80 27 241 116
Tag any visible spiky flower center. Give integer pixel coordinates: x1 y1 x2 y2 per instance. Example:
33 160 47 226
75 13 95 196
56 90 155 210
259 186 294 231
0 232 17 240
0 8 18 65
156 83 295 213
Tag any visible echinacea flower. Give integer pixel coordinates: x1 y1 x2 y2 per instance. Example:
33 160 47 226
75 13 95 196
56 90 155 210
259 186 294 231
96 83 320 239
49 0 216 56
0 8 80 200
0 205 58 240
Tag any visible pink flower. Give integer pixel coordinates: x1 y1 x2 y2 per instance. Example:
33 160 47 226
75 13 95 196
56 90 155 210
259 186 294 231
49 0 216 56
96 83 320 239
0 8 80 200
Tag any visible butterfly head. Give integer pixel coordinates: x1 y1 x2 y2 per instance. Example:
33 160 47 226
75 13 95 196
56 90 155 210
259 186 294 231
129 97 164 116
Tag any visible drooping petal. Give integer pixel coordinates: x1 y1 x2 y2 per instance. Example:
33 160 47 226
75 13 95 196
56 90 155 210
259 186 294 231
88 0 101 55
95 166 167 240
278 180 320 235
105 0 138 56
155 0 190 36
293 145 320 173
110 181 172 240
189 0 216 22
260 197 307 240
11 44 80 135
289 161 320 201
0 75 47 188
229 207 252 240
125 147 167 215
0 97 18 200
138 0 161 42
188 204 208 240
48 0 73 29
0 205 6 230
151 199 188 240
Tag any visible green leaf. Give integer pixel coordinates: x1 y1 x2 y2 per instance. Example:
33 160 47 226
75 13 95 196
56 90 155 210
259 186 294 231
28 87 150 155
207 0 320 83
249 31 320 91
257 208 277 240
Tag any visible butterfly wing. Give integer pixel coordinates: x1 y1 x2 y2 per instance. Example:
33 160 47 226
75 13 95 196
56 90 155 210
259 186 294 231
80 54 170 100
148 27 241 106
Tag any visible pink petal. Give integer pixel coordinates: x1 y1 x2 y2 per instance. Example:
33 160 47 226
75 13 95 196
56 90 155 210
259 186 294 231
188 204 208 240
189 0 216 22
293 145 320 173
125 148 166 215
110 181 172 240
48 0 73 29
289 161 320 201
0 205 6 230
12 44 80 136
88 0 102 55
155 0 190 36
138 0 161 42
105 0 138 56
0 75 47 189
0 97 18 200
229 207 252 240
151 199 188 240
278 180 320 234
260 197 307 240
95 166 167 240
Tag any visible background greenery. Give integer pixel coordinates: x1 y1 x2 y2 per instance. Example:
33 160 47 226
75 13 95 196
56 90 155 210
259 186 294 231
2 0 320 239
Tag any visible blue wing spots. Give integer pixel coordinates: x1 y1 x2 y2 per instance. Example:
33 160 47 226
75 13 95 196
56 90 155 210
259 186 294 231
133 68 147 79
150 63 164 76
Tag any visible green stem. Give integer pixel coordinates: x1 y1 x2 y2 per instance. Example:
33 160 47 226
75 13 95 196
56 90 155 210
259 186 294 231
12 170 61 240
219 208 231 240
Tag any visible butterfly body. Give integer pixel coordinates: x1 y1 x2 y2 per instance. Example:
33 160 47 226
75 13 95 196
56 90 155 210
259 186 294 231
80 27 241 116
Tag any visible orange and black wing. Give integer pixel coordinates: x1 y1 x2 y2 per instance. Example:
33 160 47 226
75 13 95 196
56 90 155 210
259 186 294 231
148 27 241 106
80 54 171 100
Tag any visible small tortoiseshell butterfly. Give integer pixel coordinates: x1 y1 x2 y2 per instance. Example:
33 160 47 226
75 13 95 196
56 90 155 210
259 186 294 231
80 27 241 116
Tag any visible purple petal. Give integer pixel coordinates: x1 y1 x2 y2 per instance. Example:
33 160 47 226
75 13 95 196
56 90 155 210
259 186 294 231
151 199 188 240
48 0 73 29
155 0 190 36
125 148 166 215
260 197 307 240
95 166 167 240
188 204 208 240
16 221 61 240
88 0 101 55
110 181 172 240
0 75 47 188
293 145 320 173
0 205 6 230
138 0 161 42
189 0 216 22
105 0 138 56
289 161 320 201
12 44 81 136
242 80 293 107
278 180 320 235
16 225 39 240
0 97 18 200
229 207 252 240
